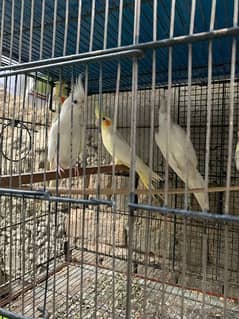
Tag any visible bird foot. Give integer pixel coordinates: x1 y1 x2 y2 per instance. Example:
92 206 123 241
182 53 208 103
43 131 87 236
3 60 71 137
73 164 80 177
57 165 65 177
68 164 80 178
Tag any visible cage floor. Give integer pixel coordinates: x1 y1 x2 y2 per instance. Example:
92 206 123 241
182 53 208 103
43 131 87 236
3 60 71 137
7 253 239 319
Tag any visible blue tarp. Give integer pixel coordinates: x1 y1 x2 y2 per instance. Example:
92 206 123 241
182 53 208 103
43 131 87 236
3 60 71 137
0 0 238 93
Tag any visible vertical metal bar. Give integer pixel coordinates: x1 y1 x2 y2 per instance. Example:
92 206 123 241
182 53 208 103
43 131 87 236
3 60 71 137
21 196 26 315
126 1 141 318
201 2 216 316
92 1 110 316
94 68 103 319
129 0 140 194
0 0 5 65
111 67 120 319
143 0 157 317
164 0 175 206
205 0 216 196
29 0 35 62
8 74 18 312
9 0 15 64
161 1 176 317
95 106 100 316
41 201 52 318
118 0 124 48
180 2 196 318
185 0 196 202
20 76 27 315
89 0 96 52
224 1 238 317
52 0 58 58
225 0 238 214
31 74 37 317
64 69 76 319
103 0 109 50
110 1 123 317
172 86 181 271
36 73 51 318
76 0 82 54
43 74 51 189
52 71 63 319
63 0 69 57
79 67 88 319
0 79 7 308
18 0 25 63
39 0 45 60
64 70 75 319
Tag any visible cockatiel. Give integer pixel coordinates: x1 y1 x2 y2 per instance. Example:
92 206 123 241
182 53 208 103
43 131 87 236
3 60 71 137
155 94 209 211
235 130 239 171
95 104 163 201
48 75 85 174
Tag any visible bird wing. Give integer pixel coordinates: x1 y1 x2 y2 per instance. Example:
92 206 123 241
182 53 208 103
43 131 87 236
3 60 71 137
109 131 132 166
104 130 163 188
155 121 208 210
156 120 199 180
236 142 239 171
170 123 198 168
48 120 58 167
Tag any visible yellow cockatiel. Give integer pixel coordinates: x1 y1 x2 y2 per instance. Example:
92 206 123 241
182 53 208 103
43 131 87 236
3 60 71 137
95 104 163 201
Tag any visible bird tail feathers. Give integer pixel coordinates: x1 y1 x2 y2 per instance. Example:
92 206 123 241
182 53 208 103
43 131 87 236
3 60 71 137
188 169 209 211
159 92 167 114
136 157 164 203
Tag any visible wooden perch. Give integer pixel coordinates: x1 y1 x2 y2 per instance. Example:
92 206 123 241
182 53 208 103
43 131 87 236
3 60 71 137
0 164 129 187
1 164 239 195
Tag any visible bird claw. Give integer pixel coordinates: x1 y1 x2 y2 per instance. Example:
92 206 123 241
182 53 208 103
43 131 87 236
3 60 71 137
73 165 80 177
57 166 65 177
68 164 80 178
57 164 80 179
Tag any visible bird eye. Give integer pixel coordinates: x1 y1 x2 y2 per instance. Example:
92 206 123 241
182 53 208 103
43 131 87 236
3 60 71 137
73 99 77 104
102 117 106 120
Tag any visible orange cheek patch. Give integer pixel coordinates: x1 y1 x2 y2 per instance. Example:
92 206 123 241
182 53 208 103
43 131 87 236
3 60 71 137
61 96 66 104
104 119 111 127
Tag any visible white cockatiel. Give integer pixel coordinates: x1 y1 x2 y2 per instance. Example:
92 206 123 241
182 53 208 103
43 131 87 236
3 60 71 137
48 75 85 174
95 104 163 201
155 94 209 211
235 130 239 171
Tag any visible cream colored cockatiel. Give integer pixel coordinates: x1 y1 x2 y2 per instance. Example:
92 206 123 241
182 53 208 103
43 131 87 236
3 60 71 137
155 94 209 211
235 130 239 171
95 104 163 201
48 75 85 174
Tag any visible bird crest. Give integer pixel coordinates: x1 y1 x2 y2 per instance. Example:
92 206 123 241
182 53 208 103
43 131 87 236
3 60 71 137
95 101 100 119
72 74 85 104
95 102 112 129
